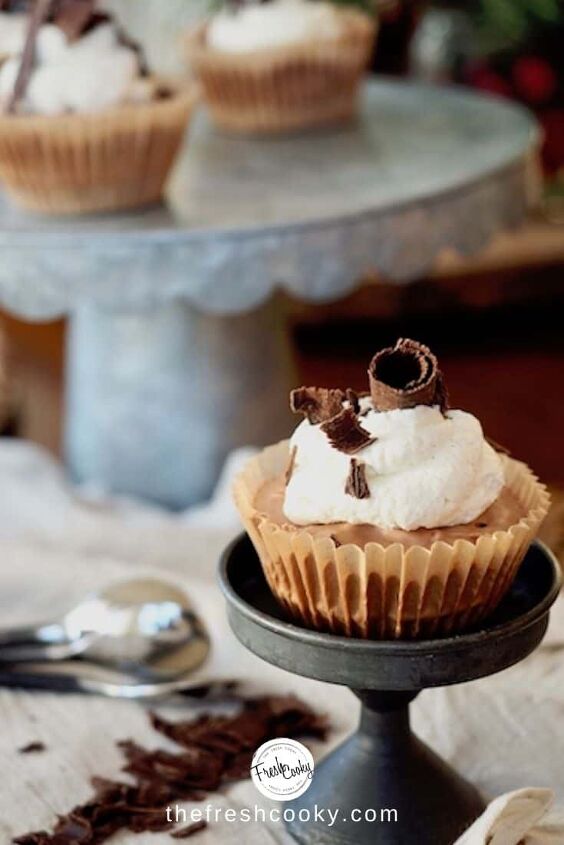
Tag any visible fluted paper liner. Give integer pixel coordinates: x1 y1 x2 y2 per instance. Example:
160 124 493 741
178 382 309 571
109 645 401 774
0 82 198 214
183 11 376 135
233 440 550 639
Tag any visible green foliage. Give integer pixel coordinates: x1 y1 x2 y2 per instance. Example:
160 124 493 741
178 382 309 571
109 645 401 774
328 0 379 15
477 0 563 50
215 0 378 15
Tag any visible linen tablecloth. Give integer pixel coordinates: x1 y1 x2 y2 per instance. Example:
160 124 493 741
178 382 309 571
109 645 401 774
0 440 562 844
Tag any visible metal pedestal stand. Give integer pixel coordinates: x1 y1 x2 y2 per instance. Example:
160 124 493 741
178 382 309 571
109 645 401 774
0 81 538 506
220 536 561 845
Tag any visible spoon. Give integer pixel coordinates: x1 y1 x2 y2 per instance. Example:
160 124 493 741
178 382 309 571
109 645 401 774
0 578 210 681
0 662 235 701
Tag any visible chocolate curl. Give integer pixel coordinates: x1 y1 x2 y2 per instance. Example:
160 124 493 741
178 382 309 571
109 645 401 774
7 0 52 114
290 387 345 425
368 338 449 413
345 459 370 499
321 407 376 454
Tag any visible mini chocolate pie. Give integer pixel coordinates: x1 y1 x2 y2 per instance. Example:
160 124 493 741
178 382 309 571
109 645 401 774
183 3 377 135
234 339 549 639
0 0 198 214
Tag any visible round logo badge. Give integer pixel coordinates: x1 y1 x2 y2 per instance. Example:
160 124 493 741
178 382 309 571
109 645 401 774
250 738 314 801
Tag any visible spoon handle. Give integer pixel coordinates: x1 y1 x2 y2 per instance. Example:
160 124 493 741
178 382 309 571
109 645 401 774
0 666 238 701
0 625 83 662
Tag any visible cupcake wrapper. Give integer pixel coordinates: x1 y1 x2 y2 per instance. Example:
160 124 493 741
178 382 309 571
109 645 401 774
234 441 550 639
0 84 198 215
184 13 376 135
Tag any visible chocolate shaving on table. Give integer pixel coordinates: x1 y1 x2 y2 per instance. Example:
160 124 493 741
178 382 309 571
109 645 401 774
486 436 511 456
321 407 376 454
171 821 208 839
290 386 345 425
13 694 328 845
345 459 370 499
285 445 297 485
368 338 449 413
18 741 45 754
6 0 51 114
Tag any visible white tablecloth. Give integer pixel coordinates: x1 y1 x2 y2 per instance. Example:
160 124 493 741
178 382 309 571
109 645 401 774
0 440 562 844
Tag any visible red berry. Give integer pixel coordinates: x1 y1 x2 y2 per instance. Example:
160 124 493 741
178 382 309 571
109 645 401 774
513 56 557 105
469 67 513 99
542 110 564 174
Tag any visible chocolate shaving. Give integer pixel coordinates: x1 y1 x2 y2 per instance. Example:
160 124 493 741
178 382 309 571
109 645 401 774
345 459 370 499
368 338 449 413
171 821 208 839
13 693 328 845
345 388 360 414
7 0 51 114
50 0 98 41
475 522 488 528
285 445 297 486
290 386 345 425
330 534 342 548
18 741 45 754
321 407 375 454
486 436 511 456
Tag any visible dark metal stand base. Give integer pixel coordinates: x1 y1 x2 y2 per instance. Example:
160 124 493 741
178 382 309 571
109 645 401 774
288 691 484 845
219 538 561 845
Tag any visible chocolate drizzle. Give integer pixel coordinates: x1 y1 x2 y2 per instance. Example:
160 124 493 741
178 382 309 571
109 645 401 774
6 0 51 113
345 459 370 499
321 408 375 455
6 0 150 114
368 338 449 414
290 387 345 425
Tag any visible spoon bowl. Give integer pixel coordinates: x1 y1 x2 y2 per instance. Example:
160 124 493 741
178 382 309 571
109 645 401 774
0 577 210 681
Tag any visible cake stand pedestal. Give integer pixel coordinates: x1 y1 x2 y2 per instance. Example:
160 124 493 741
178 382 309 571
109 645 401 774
220 536 561 845
0 81 538 507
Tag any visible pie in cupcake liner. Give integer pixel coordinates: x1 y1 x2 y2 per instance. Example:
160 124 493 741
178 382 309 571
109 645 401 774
0 81 198 215
234 440 550 640
183 11 376 135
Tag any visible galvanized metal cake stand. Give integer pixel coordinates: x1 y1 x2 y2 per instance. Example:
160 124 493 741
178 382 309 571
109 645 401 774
220 535 561 845
0 80 538 508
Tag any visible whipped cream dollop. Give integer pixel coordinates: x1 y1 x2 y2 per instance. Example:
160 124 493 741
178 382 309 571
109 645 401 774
284 400 505 531
0 12 27 57
0 21 151 115
207 0 344 53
